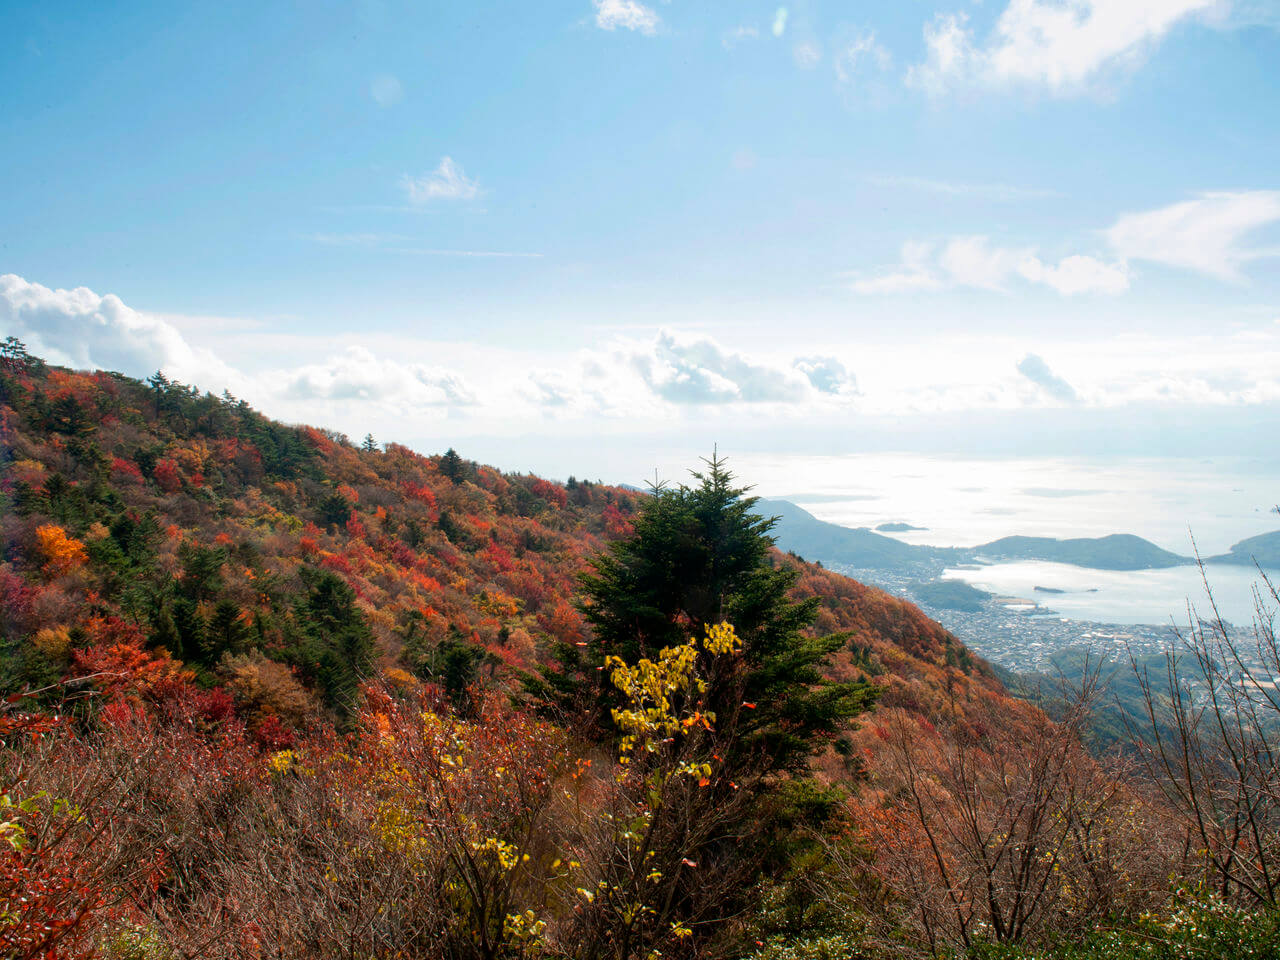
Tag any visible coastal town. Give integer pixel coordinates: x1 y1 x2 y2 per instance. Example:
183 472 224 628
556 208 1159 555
838 564 1187 674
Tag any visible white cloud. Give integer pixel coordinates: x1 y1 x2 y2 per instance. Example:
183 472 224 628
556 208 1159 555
793 41 822 69
853 237 1129 296
0 274 480 430
835 30 892 83
0 273 241 391
551 331 859 409
939 235 1029 291
772 7 789 38
1106 191 1280 281
1018 254 1130 295
401 157 480 203
635 331 812 404
907 13 976 95
592 0 659 35
908 0 1220 96
275 346 476 407
1016 352 1078 403
11 272 1280 451
369 74 403 107
855 192 1280 296
794 356 859 397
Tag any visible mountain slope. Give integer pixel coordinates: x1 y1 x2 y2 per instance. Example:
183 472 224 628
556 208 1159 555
0 350 1028 746
0 347 1119 957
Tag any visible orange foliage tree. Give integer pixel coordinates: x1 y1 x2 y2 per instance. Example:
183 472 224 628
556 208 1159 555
33 525 89 578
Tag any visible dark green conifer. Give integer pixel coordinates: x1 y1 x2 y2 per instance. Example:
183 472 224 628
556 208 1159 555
574 453 878 776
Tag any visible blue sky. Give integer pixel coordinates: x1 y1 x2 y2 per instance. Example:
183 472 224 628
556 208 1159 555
2 0 1279 480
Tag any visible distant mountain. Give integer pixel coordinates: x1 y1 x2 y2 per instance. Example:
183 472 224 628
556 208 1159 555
1210 530 1280 569
763 499 1193 573
758 499 950 572
970 534 1189 571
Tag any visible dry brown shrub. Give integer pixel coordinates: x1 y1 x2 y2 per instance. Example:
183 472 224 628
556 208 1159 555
221 652 315 727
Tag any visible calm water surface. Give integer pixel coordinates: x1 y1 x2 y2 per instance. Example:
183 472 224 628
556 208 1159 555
941 560 1276 627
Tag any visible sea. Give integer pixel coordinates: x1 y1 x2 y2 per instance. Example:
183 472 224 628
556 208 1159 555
733 452 1279 628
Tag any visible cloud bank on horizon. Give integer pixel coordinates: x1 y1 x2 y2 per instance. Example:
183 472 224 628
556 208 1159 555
5 272 1279 449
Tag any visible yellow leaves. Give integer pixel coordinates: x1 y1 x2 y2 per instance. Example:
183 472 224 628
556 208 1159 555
607 622 739 761
471 836 521 870
372 798 429 863
503 909 546 943
703 621 741 655
268 750 297 774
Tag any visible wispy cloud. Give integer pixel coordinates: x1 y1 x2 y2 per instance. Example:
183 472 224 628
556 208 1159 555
311 233 541 258
401 157 480 203
850 241 941 294
312 232 397 247
592 0 659 35
907 0 1220 97
722 25 758 50
1106 191 1280 281
385 247 543 258
793 41 822 69
835 30 891 84
864 173 1061 201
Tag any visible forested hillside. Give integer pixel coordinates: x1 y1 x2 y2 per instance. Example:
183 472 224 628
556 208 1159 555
1 340 1276 959
0 339 1004 740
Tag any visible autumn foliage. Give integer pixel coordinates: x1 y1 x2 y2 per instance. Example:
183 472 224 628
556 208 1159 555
0 345 1253 958
33 525 88 578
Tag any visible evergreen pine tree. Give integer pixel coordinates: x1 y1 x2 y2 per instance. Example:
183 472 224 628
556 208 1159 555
573 453 878 777
545 455 880 949
439 447 465 483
